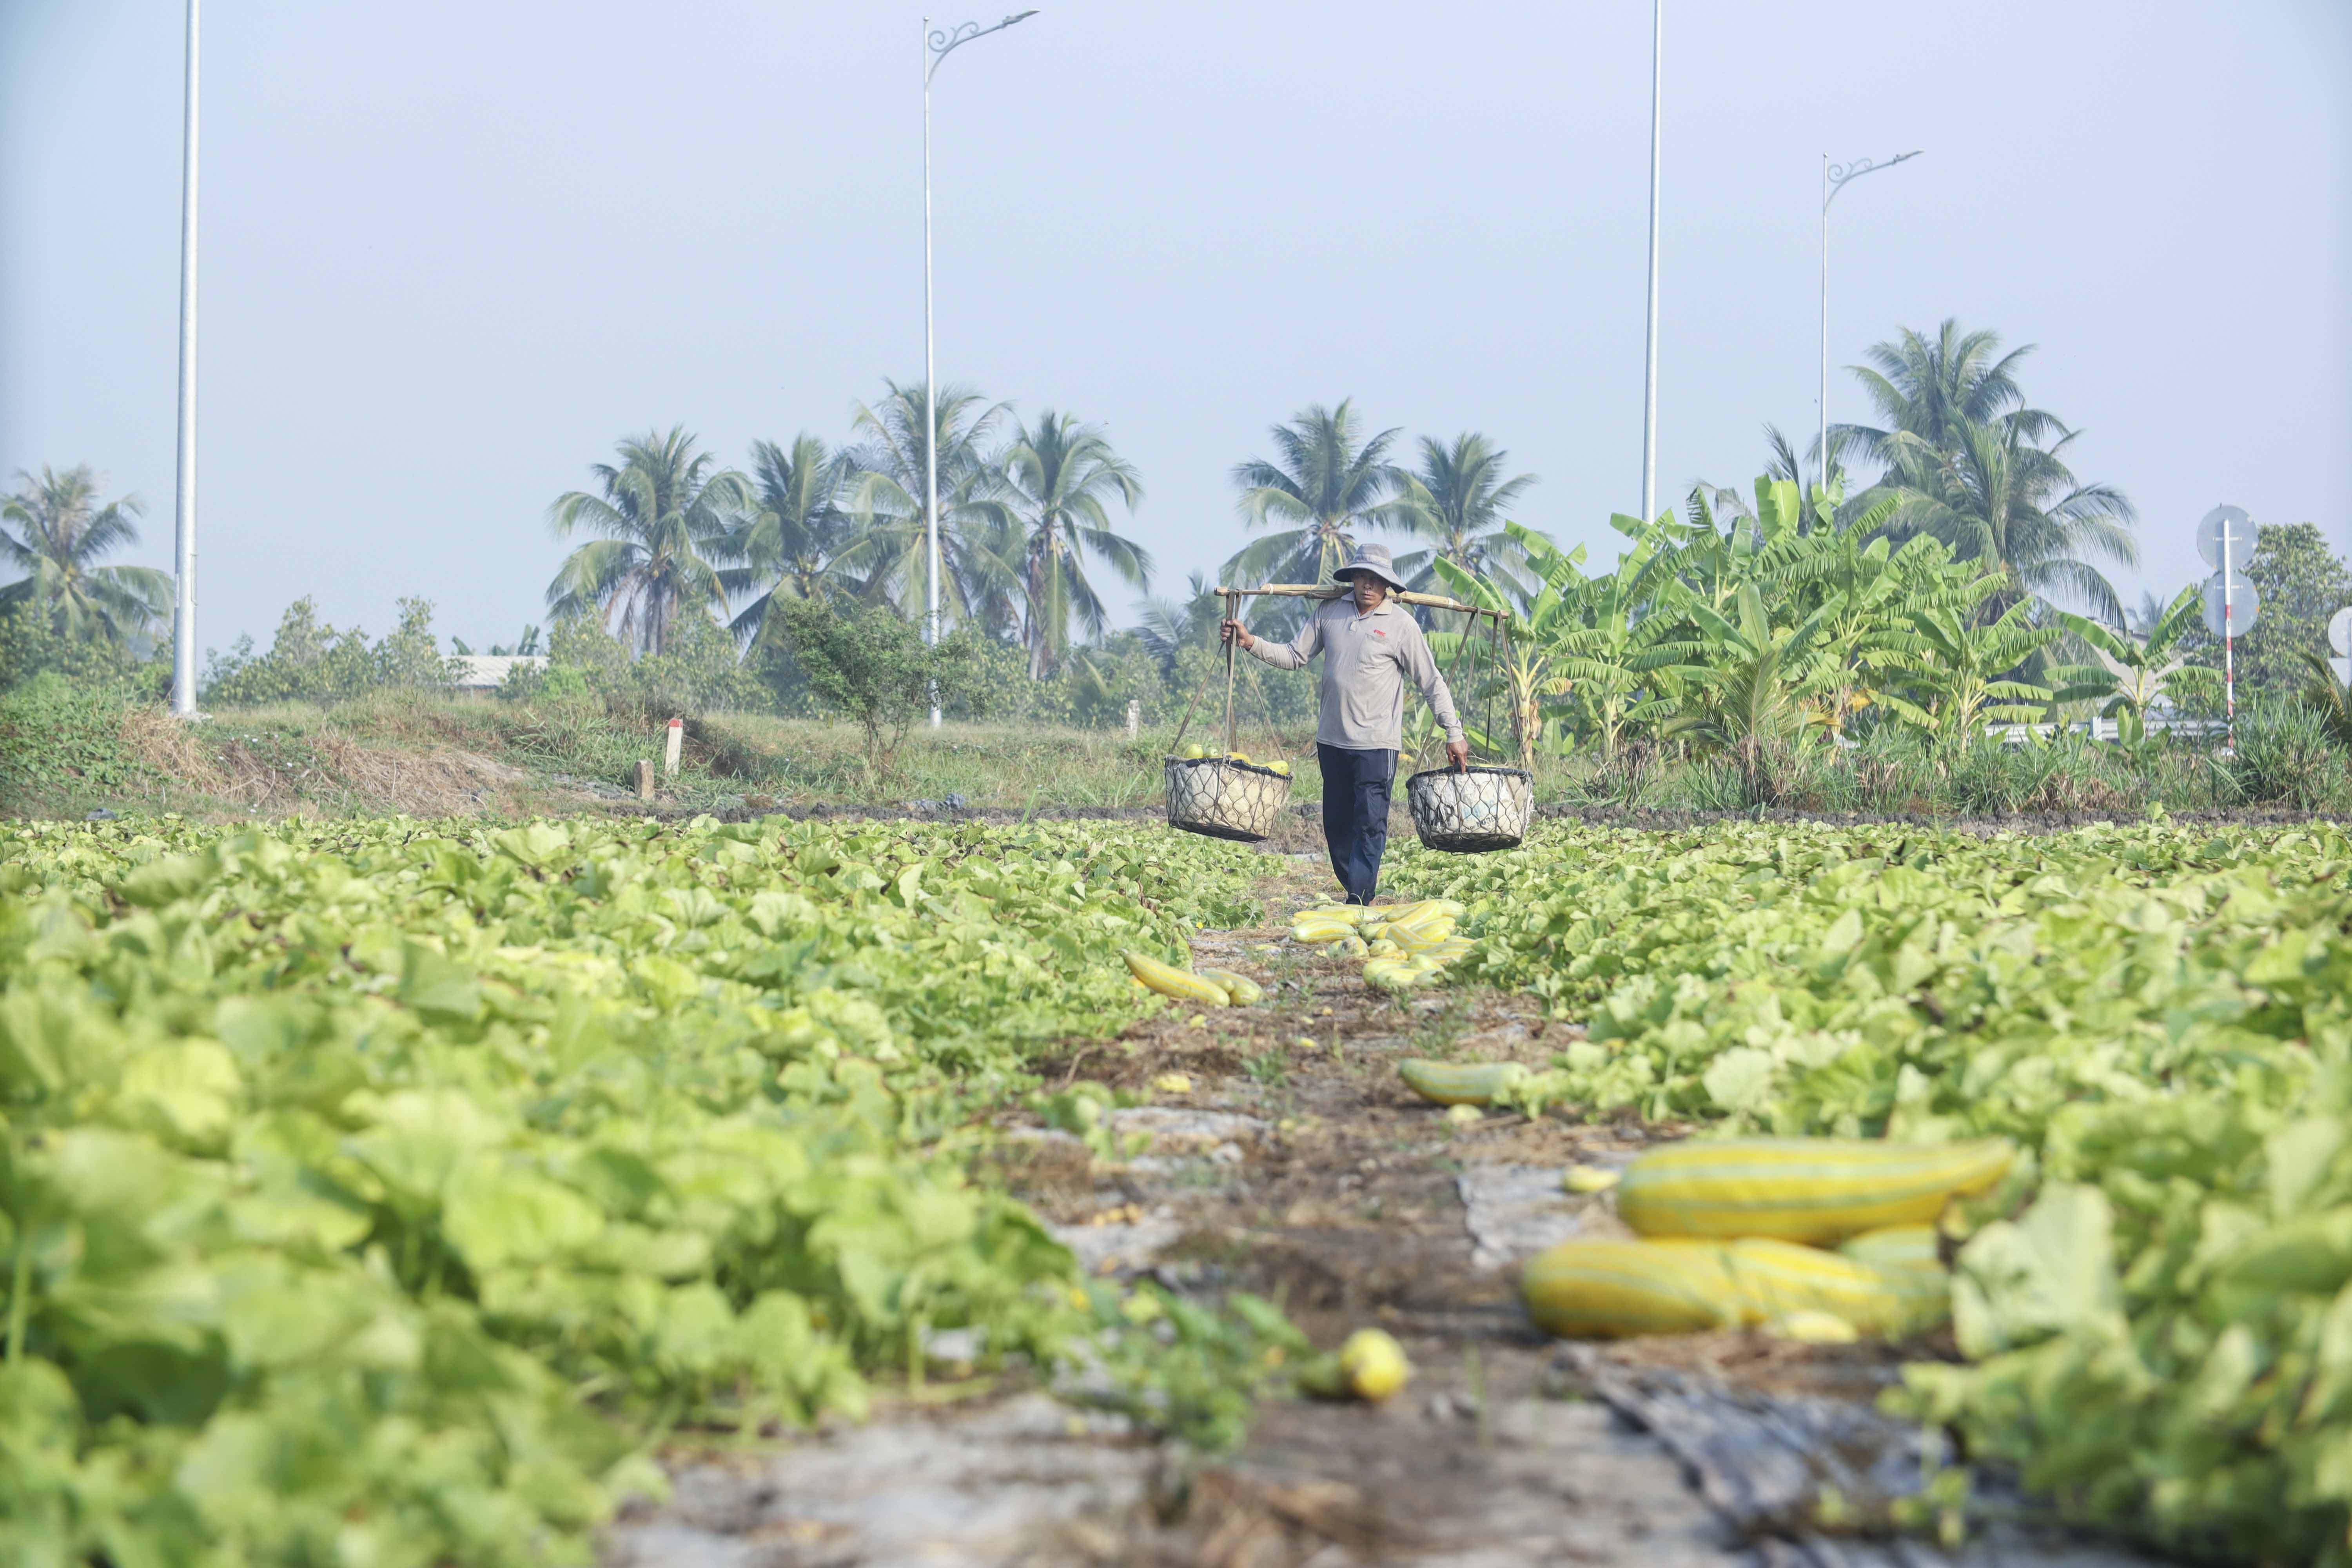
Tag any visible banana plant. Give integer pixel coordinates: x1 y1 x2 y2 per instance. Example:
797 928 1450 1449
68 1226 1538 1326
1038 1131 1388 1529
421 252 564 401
1437 521 1707 764
1755 502 1985 737
1658 476 1802 617
2051 584 2220 746
1432 543 1559 769
1880 593 2060 739
1683 580 1848 793
1528 522 1704 762
2298 648 2352 753
1435 530 1619 766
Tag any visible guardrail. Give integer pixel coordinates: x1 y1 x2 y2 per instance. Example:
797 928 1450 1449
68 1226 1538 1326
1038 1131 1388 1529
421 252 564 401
1984 717 2230 745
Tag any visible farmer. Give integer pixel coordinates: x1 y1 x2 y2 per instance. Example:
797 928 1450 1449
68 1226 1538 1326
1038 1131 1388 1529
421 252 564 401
1223 543 1468 905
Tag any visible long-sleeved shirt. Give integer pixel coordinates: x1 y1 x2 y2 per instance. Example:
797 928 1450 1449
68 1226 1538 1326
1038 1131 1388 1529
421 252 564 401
1245 595 1464 753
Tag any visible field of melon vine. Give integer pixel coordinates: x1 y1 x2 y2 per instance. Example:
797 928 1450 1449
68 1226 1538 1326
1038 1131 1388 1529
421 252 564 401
0 814 1278 1564
7 814 2352 1564
1385 820 2352 1563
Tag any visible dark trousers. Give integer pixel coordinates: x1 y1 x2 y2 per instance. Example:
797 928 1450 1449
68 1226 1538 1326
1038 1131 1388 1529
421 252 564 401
1318 743 1397 905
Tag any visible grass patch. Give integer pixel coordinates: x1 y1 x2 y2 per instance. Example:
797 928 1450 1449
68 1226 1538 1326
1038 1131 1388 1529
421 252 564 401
8 686 2350 824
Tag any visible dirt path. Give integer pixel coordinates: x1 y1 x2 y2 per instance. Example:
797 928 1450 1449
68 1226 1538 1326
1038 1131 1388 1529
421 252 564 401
603 850 2164 1568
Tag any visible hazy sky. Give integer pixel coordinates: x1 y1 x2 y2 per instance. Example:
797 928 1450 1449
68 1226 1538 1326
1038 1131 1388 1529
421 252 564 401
4 0 2347 656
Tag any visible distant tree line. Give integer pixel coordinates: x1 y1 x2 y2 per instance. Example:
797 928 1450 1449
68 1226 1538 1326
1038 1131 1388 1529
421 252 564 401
5 320 2346 739
524 382 1543 729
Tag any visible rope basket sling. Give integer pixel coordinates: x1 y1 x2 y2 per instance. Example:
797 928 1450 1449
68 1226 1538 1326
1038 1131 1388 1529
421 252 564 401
1164 755 1289 842
1405 604 1532 853
1406 764 1534 853
1162 589 1294 843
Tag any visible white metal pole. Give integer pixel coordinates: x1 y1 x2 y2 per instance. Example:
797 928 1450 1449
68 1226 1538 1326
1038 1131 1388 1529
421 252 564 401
171 0 201 717
2222 512 2237 753
1816 152 1921 523
1639 0 1662 525
1818 155 1829 502
922 17 941 729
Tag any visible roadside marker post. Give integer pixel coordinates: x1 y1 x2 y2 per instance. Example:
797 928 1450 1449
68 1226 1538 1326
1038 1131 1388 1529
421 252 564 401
2198 506 2256 757
664 717 683 778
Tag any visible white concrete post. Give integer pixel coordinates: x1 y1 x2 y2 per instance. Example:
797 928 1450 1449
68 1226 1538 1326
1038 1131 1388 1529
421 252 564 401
663 717 683 777
1125 699 1140 739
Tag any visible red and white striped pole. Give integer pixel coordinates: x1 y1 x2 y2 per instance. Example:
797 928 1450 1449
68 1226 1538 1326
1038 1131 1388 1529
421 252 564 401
2221 514 2237 755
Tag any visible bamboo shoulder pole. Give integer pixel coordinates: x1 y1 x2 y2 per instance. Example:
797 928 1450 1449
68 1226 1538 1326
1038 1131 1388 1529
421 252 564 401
1215 583 1508 620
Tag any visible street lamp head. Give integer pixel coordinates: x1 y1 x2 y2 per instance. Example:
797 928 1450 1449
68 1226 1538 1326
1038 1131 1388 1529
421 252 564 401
929 9 1040 73
1824 149 1926 207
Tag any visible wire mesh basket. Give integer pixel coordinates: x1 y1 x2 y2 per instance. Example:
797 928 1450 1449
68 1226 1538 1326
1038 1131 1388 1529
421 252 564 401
1165 756 1291 843
1406 764 1533 853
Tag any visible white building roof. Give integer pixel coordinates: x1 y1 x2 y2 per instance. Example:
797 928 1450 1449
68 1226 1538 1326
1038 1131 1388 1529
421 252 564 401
452 654 546 689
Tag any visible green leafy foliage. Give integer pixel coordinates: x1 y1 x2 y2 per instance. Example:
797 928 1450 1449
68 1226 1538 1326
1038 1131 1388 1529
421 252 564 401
0 604 167 698
1445 474 2133 805
201 597 461 705
0 813 1262 1565
1390 822 2352 1562
2053 584 2219 735
1075 1284 1308 1452
515 605 771 721
766 598 994 776
0 674 160 798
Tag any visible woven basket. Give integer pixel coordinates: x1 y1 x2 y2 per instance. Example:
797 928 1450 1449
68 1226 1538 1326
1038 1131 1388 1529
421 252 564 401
1165 756 1291 843
1406 765 1533 853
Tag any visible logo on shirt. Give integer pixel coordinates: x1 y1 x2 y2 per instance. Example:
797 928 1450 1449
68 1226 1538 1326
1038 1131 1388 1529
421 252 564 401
1371 628 1386 637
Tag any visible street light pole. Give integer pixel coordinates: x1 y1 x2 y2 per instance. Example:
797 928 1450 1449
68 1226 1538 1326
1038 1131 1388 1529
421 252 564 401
171 0 201 717
1638 0 1661 526
1819 150 1921 500
924 11 1036 728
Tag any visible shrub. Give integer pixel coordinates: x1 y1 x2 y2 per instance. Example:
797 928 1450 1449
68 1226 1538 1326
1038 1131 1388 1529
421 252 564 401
766 599 991 776
501 608 768 720
2224 698 2346 809
0 673 147 799
0 604 166 698
201 597 459 705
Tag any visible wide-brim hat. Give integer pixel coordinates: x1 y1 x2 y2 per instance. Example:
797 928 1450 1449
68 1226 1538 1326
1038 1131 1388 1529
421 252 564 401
1332 543 1405 590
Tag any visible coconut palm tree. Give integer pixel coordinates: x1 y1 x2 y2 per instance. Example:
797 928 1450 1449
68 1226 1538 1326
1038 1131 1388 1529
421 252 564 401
1223 400 1403 596
837 379 1018 637
546 428 755 656
1837 319 2064 470
1137 572 1225 670
727 434 859 641
2124 590 2169 639
1873 414 2137 624
1387 432 1539 602
0 465 172 644
989 410 1150 677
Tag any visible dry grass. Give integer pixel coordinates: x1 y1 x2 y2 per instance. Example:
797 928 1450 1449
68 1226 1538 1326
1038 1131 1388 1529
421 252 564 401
305 734 529 816
117 706 233 795
107 701 555 821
